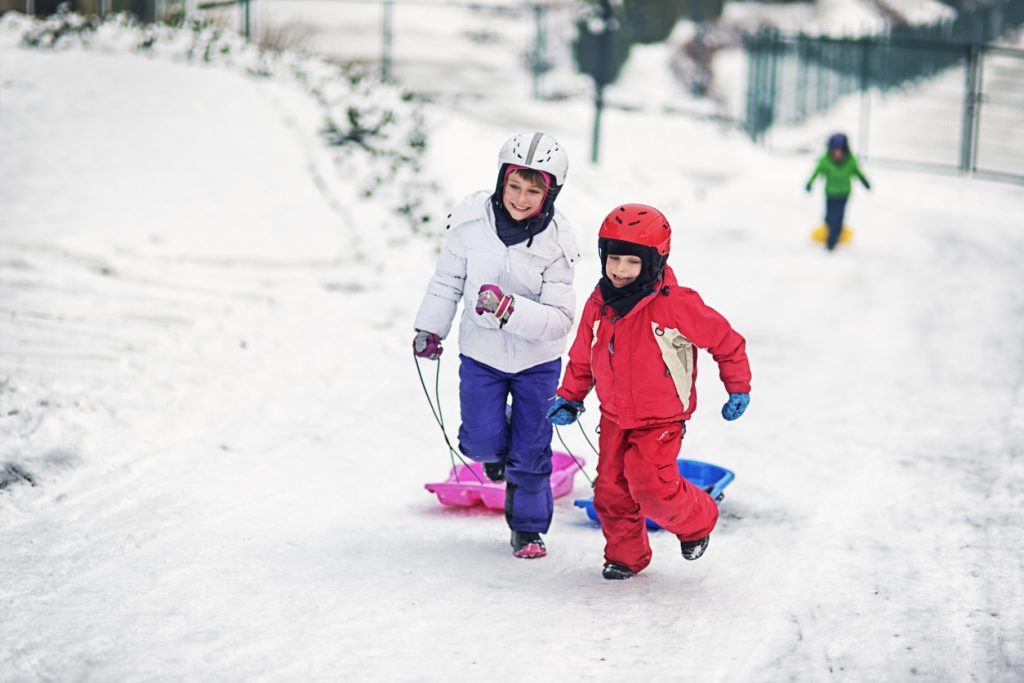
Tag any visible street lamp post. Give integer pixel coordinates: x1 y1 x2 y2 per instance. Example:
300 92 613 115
589 0 616 163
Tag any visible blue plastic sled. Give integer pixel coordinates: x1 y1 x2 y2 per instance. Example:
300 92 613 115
573 458 735 530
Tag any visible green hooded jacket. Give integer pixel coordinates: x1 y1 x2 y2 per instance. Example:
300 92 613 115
807 153 870 197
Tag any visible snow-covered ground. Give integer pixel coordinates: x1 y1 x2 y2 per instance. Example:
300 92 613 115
2 8 1024 682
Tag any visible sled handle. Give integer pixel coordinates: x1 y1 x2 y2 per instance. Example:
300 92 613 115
706 469 735 503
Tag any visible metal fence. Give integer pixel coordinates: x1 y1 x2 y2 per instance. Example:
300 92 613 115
11 0 1023 179
745 31 1024 181
743 0 1024 182
203 0 579 101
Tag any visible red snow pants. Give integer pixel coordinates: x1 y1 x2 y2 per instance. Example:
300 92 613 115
594 416 719 574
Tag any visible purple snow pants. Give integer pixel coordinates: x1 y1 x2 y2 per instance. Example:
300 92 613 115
458 354 561 534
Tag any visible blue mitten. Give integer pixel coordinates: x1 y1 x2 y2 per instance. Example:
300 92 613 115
547 397 584 426
721 393 749 421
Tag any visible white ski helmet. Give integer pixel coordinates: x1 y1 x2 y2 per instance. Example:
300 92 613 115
498 132 568 186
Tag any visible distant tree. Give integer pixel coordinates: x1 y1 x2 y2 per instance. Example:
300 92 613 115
677 0 726 23
622 0 681 43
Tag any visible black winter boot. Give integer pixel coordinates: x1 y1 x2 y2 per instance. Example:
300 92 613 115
483 460 506 482
510 531 546 559
601 563 635 580
680 535 709 561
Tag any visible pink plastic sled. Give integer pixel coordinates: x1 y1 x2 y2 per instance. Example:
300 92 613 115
424 451 585 510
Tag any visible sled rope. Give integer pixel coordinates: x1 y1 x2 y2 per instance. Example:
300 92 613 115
576 419 600 458
414 355 483 484
554 425 595 488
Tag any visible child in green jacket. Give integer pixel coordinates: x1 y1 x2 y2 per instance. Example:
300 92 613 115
806 132 871 251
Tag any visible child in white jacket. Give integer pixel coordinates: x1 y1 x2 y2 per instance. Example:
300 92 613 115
413 132 578 559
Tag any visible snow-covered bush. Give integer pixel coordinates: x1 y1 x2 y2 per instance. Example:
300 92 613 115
290 59 438 234
16 5 98 49
3 7 435 233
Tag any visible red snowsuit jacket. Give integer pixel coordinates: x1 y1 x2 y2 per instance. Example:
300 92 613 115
557 266 751 430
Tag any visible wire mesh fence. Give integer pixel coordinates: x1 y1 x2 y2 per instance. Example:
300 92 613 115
2 0 579 99
8 0 1022 180
200 0 582 102
745 30 1024 182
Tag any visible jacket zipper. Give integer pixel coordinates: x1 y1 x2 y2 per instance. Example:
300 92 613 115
505 248 512 369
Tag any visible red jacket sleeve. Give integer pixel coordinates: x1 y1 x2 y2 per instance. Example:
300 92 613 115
675 290 752 394
557 297 598 402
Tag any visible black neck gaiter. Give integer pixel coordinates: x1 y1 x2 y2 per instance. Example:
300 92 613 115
491 197 554 247
599 277 656 318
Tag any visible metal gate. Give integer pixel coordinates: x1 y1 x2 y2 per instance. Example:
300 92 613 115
972 45 1024 179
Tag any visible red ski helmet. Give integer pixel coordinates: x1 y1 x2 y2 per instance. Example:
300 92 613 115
598 204 671 256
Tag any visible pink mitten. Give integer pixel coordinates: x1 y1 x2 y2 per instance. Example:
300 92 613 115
413 330 443 360
475 284 515 324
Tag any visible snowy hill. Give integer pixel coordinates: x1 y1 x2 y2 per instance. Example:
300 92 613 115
2 11 1024 681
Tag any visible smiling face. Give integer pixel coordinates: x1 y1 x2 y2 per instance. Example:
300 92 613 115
502 170 547 221
605 253 644 288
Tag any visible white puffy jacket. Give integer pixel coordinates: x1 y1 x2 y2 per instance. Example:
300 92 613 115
414 191 579 374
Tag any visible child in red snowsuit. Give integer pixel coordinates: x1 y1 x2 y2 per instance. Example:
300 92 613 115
547 204 752 580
